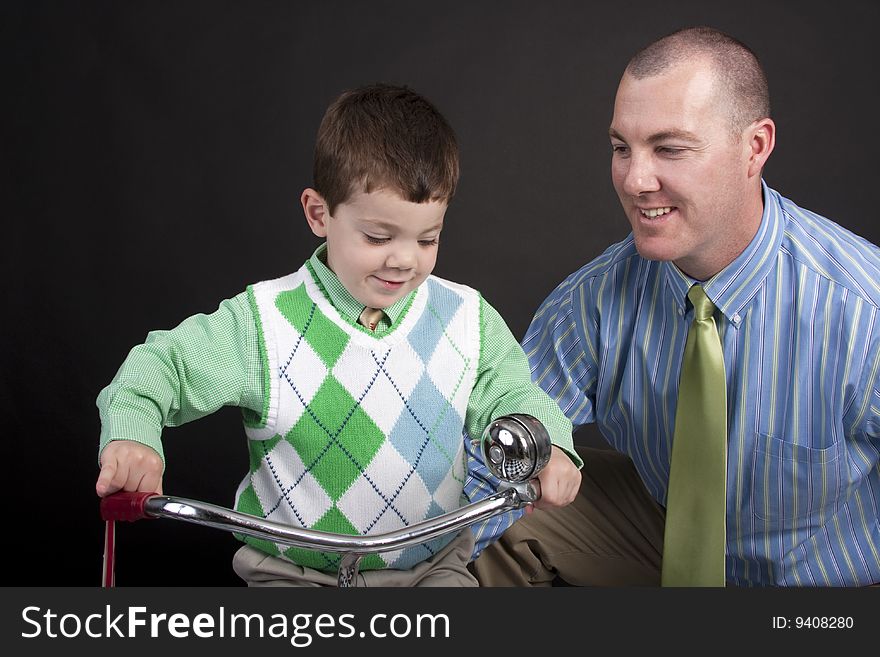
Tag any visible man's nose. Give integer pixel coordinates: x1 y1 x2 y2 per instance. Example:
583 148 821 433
621 153 661 196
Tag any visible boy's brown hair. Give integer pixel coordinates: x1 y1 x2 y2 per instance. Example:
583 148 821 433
313 83 459 215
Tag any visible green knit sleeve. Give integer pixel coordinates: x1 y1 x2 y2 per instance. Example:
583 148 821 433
96 291 264 463
465 296 582 468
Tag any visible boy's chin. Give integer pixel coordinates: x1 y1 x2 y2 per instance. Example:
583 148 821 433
356 294 392 310
360 275 427 308
361 287 407 308
363 296 397 310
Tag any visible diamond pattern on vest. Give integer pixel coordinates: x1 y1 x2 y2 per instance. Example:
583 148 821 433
237 273 478 571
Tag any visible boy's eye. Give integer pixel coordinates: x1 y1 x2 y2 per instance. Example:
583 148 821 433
418 238 439 247
364 235 390 245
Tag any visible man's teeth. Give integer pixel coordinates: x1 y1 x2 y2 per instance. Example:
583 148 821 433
640 207 672 218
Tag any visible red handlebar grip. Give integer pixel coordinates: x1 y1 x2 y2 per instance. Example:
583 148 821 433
100 491 160 521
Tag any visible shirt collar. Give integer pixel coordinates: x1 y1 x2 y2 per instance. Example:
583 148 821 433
663 180 785 325
307 243 414 326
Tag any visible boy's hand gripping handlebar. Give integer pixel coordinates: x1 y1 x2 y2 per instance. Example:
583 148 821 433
101 414 552 587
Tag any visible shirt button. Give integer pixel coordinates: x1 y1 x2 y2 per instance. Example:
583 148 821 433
732 312 741 324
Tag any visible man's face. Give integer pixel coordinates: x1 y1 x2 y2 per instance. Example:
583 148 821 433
609 59 755 280
316 189 445 309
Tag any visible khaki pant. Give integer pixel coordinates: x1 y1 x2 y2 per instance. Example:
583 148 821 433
233 528 477 587
470 446 665 586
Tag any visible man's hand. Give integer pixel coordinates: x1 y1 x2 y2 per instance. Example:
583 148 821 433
529 445 581 511
95 440 163 497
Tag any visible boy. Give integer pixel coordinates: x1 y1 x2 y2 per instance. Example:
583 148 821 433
95 84 581 586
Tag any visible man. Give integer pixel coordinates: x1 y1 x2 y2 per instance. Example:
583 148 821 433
470 26 880 586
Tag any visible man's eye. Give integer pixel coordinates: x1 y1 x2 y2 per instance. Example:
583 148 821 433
611 144 629 156
657 147 684 155
365 235 390 244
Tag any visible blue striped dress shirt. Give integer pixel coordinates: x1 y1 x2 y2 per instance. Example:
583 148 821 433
464 436 524 558
517 182 880 586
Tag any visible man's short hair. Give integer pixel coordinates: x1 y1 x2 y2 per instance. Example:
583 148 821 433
313 83 459 215
627 26 770 132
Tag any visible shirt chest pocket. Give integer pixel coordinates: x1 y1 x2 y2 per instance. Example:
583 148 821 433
751 433 844 528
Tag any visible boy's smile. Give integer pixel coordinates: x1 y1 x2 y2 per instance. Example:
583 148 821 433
303 188 446 310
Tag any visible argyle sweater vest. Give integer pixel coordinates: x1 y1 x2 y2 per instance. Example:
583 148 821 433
234 264 481 572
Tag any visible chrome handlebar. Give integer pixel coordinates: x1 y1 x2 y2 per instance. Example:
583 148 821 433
101 414 550 587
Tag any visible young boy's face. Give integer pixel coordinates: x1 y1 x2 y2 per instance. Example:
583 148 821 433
305 188 446 309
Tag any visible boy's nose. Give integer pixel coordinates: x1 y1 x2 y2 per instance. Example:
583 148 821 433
386 248 416 270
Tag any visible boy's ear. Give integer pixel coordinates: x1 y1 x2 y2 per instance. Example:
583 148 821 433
301 188 330 237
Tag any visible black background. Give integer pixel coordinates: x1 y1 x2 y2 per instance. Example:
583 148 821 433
4 0 879 587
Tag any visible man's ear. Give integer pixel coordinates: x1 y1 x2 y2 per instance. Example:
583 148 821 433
301 188 330 237
745 118 775 178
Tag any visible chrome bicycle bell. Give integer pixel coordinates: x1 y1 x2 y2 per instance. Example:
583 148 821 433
480 414 552 483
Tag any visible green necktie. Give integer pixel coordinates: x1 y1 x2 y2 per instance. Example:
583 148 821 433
661 285 727 587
